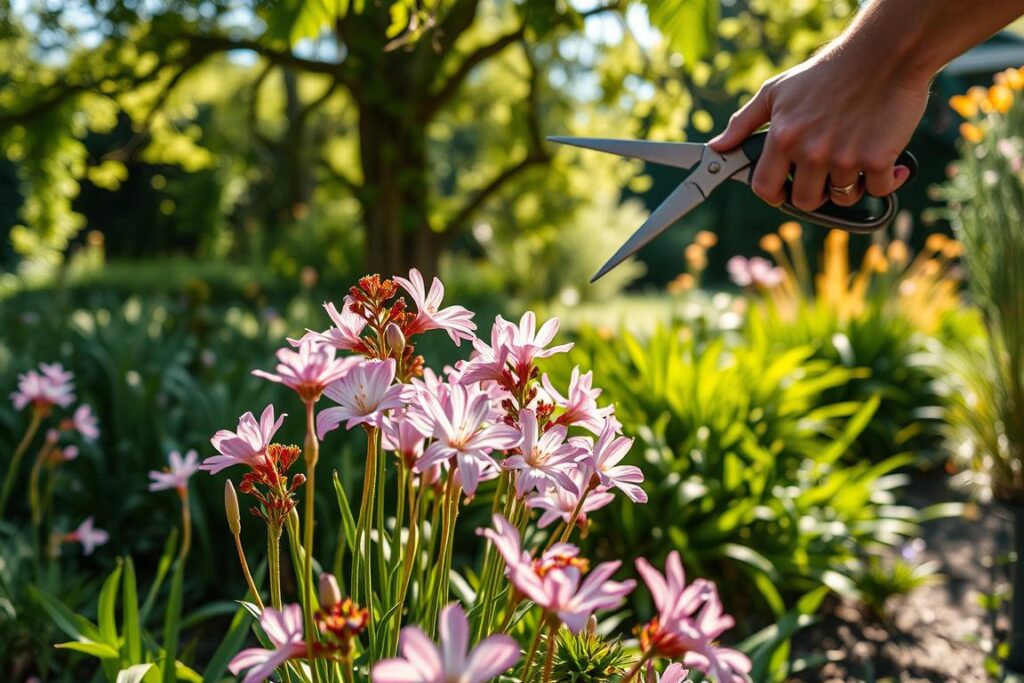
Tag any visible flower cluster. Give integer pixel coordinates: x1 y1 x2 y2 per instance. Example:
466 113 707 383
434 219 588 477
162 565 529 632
200 269 749 683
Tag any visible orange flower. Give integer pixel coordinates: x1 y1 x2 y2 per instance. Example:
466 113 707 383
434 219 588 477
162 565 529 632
989 84 1014 113
949 94 978 119
778 221 802 242
1002 68 1024 90
959 122 984 144
694 230 717 248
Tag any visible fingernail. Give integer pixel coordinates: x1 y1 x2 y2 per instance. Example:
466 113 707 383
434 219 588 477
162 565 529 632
894 165 910 186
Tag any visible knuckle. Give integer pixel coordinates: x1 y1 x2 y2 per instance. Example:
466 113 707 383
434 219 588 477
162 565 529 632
751 177 777 202
830 151 859 174
770 124 799 151
799 143 829 167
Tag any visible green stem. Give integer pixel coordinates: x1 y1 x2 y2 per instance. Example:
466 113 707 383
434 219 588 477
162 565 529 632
0 408 43 518
541 623 557 683
178 489 192 563
302 400 321 683
374 427 388 607
552 486 593 549
235 532 265 610
362 427 379 654
621 653 650 682
267 523 284 610
519 619 545 683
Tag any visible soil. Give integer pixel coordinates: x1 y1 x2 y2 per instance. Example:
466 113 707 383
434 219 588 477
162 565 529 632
791 469 1011 683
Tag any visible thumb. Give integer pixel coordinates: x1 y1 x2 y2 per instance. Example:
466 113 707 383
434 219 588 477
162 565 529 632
709 90 770 152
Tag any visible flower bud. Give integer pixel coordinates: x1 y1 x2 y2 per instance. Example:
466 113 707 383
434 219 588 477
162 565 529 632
319 573 342 608
224 480 241 535
385 323 406 356
586 615 598 635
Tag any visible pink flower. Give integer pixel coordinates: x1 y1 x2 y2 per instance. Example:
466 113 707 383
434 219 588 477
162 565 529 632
381 409 430 468
456 321 512 385
528 468 614 529
65 516 109 555
11 364 76 411
727 256 784 289
253 337 357 402
372 603 519 683
481 514 635 633
502 409 582 498
72 404 100 441
503 312 573 368
652 663 690 683
415 384 521 495
394 268 476 346
573 420 647 504
543 368 616 434
228 604 307 683
202 405 285 474
312 298 368 351
149 449 201 493
636 552 751 683
316 359 412 438
60 445 79 461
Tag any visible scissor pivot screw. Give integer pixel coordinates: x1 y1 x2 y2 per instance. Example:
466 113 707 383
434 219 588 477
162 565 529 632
708 162 721 174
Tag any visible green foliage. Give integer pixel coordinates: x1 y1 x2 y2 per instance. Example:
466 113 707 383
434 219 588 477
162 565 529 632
854 550 941 620
547 325 926 623
550 629 632 682
940 78 1024 503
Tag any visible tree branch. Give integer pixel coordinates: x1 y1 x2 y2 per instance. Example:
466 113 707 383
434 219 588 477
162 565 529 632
187 35 343 77
423 25 524 118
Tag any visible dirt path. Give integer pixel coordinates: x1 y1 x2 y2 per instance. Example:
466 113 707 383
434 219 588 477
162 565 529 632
793 471 1010 682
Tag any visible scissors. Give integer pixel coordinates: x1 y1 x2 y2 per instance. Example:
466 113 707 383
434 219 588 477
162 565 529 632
548 131 918 282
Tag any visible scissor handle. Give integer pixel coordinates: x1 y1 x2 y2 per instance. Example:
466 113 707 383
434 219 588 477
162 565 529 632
741 131 918 233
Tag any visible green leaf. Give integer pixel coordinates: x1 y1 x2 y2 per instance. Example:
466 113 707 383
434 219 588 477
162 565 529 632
202 607 255 683
141 528 178 625
643 0 720 68
162 563 185 683
123 557 143 664
332 470 358 552
56 640 120 658
116 663 155 683
28 584 103 644
99 559 124 646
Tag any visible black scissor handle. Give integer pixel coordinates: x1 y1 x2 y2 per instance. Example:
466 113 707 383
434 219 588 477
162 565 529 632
740 131 917 233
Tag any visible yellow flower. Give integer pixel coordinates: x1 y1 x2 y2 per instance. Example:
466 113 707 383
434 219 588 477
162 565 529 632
760 233 783 253
959 122 984 144
685 244 707 271
778 221 803 242
694 230 717 248
949 94 978 119
989 84 1014 113
1003 68 1024 90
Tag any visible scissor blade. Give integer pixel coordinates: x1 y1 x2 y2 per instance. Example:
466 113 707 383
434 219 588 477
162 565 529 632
548 136 705 170
592 181 707 282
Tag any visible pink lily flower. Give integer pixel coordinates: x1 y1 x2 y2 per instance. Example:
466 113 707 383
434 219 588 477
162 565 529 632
202 405 285 474
649 663 690 683
72 404 100 441
59 445 79 461
149 449 201 493
394 268 477 346
726 256 784 289
253 337 357 402
481 514 635 633
11 365 76 411
542 367 616 435
573 419 647 504
502 312 573 369
65 516 109 555
636 552 751 683
316 359 413 438
372 603 519 683
502 409 582 498
381 409 430 468
527 468 615 529
312 297 368 351
415 384 521 495
228 604 308 683
455 320 512 385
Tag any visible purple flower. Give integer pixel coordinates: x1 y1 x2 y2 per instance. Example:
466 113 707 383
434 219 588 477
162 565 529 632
727 256 784 289
72 404 100 441
502 408 582 498
415 384 520 496
149 449 201 493
228 604 307 683
11 364 76 412
572 419 647 504
372 603 520 683
202 405 285 474
65 516 109 555
253 337 357 402
316 359 413 438
394 268 476 346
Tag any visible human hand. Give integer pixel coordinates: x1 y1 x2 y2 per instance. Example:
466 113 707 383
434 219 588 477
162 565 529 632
708 49 928 211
